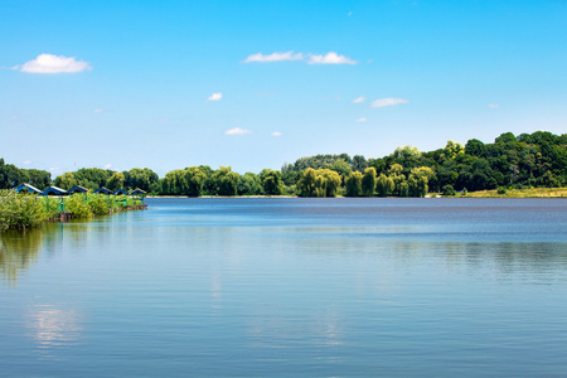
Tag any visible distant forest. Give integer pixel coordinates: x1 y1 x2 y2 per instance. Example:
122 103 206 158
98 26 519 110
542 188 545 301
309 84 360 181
2 131 567 197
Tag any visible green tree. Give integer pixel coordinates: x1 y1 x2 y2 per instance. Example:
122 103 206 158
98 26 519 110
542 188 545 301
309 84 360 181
361 167 377 197
345 171 363 197
106 172 126 191
260 169 283 195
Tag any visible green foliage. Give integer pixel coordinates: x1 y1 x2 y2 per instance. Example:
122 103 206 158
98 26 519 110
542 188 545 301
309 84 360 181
442 185 456 196
361 167 377 197
65 195 93 218
0 192 47 231
211 166 240 196
376 174 395 197
161 167 206 196
497 187 507 195
0 160 51 190
238 173 264 195
106 172 125 191
259 169 283 195
345 171 363 197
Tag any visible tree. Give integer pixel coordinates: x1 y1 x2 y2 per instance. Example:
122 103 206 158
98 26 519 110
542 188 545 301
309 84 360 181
211 166 239 196
238 173 263 195
107 172 125 191
296 168 317 197
345 171 363 197
316 169 341 197
53 172 78 190
361 167 377 197
352 155 368 172
260 169 283 195
376 174 395 196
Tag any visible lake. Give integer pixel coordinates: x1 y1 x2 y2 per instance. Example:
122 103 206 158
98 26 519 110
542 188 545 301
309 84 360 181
1 198 567 377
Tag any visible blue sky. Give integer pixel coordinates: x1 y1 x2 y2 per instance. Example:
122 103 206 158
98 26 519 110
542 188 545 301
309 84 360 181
1 0 566 176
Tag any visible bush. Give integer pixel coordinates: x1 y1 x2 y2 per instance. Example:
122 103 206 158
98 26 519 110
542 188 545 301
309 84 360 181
65 195 93 219
442 184 456 196
497 187 507 195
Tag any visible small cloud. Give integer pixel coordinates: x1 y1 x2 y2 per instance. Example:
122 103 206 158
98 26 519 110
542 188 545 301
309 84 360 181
23 160 31 165
336 95 342 101
307 52 357 65
371 98 409 108
49 167 59 172
11 115 17 120
15 54 92 74
244 51 303 63
356 117 367 122
225 127 251 135
93 109 103 113
271 131 283 137
352 96 365 104
488 103 500 109
347 11 353 16
207 92 222 101
104 164 112 169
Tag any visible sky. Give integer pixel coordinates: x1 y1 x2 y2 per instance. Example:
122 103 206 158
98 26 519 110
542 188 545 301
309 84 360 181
1 0 566 177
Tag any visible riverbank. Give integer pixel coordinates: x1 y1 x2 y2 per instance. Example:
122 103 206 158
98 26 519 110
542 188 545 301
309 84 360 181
147 188 567 199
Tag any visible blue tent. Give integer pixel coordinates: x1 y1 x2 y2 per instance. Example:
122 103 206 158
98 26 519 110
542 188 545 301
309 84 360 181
13 183 42 194
42 186 68 196
94 187 112 195
113 189 128 195
128 189 147 195
68 185 89 194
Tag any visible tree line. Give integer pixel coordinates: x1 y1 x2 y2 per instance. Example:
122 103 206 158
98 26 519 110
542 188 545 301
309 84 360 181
1 131 566 197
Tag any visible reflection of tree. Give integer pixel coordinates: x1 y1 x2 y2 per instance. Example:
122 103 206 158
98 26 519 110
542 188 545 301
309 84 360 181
0 228 46 284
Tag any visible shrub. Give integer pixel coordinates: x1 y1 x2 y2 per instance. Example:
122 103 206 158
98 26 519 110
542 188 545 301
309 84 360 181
497 187 507 195
442 184 456 196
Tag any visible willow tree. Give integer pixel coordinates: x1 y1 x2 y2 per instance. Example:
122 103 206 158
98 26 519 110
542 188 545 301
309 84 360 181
376 174 395 197
260 169 283 195
107 172 126 191
361 167 377 197
53 172 78 190
316 169 341 197
345 171 363 197
296 168 317 197
211 166 240 196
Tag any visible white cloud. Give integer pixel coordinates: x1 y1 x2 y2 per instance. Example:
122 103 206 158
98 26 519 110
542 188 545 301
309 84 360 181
352 96 365 103
244 51 303 63
207 92 222 101
488 103 500 109
225 127 251 135
16 54 92 74
271 131 283 137
104 163 112 169
49 167 59 172
307 52 357 65
23 160 31 165
356 117 367 122
371 98 409 108
94 109 103 113
348 11 353 16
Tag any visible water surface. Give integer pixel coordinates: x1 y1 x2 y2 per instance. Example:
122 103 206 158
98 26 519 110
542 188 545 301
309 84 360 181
1 198 567 377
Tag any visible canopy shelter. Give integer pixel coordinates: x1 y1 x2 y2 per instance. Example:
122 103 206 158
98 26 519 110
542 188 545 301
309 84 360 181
13 183 42 194
113 189 128 195
128 189 147 195
42 186 68 196
94 187 112 195
68 185 89 194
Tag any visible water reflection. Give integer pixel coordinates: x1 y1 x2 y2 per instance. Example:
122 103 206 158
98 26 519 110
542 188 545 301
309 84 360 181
0 228 47 284
25 304 83 361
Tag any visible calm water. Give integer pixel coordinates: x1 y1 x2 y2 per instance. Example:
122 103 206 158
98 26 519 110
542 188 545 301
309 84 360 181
1 198 567 377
